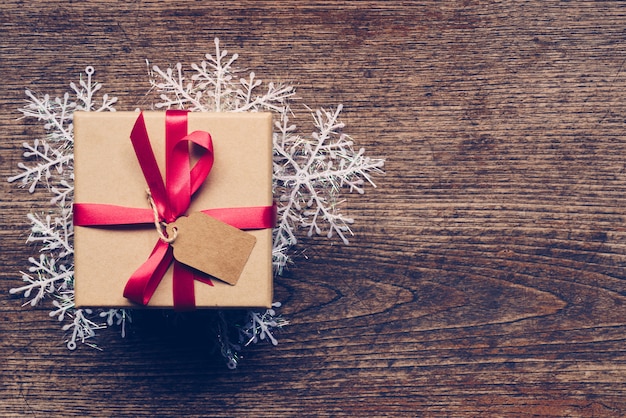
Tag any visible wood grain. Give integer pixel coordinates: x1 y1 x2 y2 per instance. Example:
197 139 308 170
3 1 626 416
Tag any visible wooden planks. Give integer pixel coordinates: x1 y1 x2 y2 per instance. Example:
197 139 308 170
2 1 626 416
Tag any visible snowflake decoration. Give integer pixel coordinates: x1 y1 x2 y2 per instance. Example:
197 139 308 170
214 302 289 369
149 38 385 273
9 39 383 368
8 66 122 351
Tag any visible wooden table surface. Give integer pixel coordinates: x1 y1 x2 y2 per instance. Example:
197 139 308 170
3 1 626 416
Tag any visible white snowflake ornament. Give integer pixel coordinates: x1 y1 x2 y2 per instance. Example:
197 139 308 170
9 66 125 349
149 38 384 273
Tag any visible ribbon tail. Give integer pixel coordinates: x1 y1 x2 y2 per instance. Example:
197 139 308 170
130 112 170 221
123 241 173 306
193 273 214 287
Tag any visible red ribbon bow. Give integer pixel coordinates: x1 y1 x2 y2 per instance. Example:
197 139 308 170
74 110 275 309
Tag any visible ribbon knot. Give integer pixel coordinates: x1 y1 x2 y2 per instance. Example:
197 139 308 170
147 189 178 243
74 111 276 309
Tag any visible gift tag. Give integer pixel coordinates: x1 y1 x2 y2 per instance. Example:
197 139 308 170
165 212 256 285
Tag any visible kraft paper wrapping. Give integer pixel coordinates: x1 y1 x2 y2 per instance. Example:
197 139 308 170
73 111 273 308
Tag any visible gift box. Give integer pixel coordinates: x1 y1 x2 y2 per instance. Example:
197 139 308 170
73 111 274 309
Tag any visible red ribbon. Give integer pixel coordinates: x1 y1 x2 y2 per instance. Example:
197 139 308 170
74 111 275 309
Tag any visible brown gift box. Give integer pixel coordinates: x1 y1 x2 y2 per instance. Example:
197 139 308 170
73 111 273 308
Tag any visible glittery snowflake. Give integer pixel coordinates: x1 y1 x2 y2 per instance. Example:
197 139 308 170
8 66 124 350
215 302 289 369
9 38 383 368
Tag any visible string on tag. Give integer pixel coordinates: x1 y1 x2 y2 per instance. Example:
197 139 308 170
147 189 178 243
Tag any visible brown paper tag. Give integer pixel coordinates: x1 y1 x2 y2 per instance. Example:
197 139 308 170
165 212 256 286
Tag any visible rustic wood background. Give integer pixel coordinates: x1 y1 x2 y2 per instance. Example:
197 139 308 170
2 1 626 416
